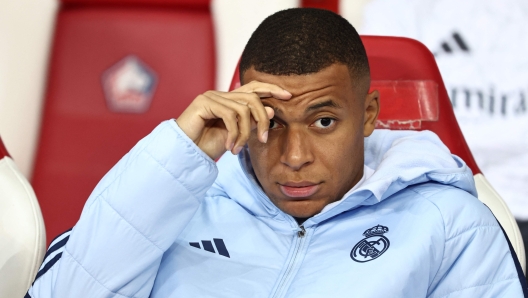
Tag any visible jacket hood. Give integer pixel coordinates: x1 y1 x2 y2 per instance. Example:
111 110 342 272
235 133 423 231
210 129 476 230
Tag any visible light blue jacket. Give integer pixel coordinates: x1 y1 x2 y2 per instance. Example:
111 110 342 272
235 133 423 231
28 120 527 297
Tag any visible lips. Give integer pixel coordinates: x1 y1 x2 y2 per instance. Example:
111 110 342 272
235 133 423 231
279 182 320 198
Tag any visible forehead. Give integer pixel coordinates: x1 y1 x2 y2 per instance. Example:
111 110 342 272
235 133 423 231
242 64 355 99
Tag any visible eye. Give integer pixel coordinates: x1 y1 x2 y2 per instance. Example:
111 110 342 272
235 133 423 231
269 119 280 129
313 118 335 128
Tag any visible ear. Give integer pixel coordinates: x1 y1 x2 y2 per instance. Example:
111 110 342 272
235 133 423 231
363 89 380 137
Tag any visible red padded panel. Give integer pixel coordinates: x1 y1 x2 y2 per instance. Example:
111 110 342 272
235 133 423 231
0 137 9 159
361 36 479 174
229 36 480 175
62 0 210 10
32 6 215 243
372 80 439 129
301 0 339 14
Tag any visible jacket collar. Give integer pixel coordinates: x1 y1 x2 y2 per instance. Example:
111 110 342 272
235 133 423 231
210 129 476 230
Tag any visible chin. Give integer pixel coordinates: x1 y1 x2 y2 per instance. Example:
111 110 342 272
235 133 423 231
278 200 325 219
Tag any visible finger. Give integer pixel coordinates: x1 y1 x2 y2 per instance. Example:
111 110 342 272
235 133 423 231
234 81 292 100
258 107 274 143
205 92 252 153
250 107 274 130
265 106 274 120
218 92 271 143
200 94 239 151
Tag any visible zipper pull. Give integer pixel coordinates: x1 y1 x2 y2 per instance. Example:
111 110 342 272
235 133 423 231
297 225 306 238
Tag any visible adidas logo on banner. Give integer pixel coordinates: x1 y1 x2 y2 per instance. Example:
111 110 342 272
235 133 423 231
434 32 470 56
189 238 230 258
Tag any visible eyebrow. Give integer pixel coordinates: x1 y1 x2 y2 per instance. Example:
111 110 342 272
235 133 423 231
305 100 342 113
265 99 342 117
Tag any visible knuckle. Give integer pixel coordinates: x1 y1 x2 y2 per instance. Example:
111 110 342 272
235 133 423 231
239 130 250 140
245 94 260 106
260 119 270 127
225 122 237 132
241 105 251 116
226 110 237 118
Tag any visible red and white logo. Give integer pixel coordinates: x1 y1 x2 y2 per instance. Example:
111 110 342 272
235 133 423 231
102 55 157 113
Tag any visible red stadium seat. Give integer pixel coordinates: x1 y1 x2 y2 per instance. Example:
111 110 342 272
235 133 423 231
0 136 46 297
301 0 339 14
31 0 215 245
229 35 525 274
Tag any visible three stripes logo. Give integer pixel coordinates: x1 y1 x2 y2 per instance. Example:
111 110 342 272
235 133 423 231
26 228 73 297
189 238 230 258
433 31 470 57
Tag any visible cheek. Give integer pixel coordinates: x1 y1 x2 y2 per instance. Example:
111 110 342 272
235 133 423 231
247 132 287 186
315 127 364 176
247 137 273 179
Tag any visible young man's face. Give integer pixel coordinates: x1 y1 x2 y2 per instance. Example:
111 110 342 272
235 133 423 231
243 63 379 219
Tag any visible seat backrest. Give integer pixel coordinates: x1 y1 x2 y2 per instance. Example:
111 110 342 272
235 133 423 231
0 137 46 297
229 35 525 274
31 0 215 244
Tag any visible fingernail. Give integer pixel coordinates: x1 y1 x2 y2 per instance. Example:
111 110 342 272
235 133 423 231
233 146 243 155
283 89 292 96
227 142 234 151
262 131 268 143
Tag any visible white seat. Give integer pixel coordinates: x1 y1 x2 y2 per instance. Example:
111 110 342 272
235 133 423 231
474 173 526 274
0 138 46 297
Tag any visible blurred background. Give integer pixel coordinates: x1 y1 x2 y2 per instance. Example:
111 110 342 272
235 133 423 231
1 0 527 242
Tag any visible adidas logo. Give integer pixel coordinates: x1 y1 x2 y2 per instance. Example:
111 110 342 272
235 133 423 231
433 31 470 56
189 238 230 258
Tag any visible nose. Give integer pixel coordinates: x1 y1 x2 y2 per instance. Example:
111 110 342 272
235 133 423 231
279 127 314 171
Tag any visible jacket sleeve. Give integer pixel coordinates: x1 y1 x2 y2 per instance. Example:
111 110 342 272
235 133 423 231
26 120 218 298
426 188 528 298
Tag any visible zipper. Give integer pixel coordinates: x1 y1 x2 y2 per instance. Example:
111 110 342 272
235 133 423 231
271 225 306 298
297 225 306 237
237 155 310 297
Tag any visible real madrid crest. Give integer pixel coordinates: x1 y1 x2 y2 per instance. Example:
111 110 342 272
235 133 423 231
350 224 390 263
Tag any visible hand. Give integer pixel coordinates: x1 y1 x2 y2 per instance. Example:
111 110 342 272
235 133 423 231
176 81 292 160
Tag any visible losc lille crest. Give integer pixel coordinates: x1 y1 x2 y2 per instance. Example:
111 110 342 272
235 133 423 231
102 55 157 114
350 225 390 263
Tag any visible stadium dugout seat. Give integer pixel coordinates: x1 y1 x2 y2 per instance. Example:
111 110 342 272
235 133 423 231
0 137 46 297
229 35 526 274
300 0 339 14
31 0 215 245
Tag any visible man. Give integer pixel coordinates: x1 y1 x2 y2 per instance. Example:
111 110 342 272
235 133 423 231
27 8 526 297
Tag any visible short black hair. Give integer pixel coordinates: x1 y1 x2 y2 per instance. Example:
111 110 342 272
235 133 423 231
240 8 370 87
